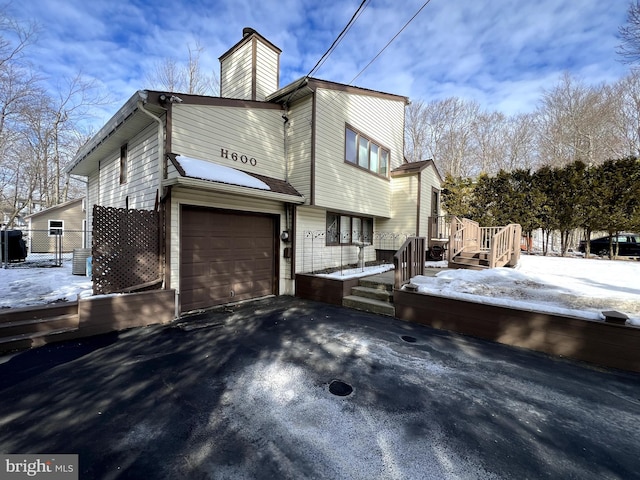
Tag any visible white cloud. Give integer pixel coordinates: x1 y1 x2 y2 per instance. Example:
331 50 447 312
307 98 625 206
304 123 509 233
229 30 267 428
9 0 633 120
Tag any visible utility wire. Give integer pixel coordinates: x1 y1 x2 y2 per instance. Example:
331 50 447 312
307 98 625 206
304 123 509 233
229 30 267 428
284 0 370 107
349 0 432 85
308 0 370 77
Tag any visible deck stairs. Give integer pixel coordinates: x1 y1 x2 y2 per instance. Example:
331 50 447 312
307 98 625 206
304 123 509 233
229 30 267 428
448 217 522 271
342 272 395 316
449 251 490 270
0 303 80 353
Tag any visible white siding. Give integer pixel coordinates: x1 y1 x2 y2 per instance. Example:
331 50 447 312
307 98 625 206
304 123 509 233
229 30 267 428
220 41 253 100
295 206 375 273
419 166 441 236
87 169 100 235
168 188 293 297
171 104 286 180
97 122 159 210
286 97 313 201
255 41 279 100
313 88 405 218
377 175 418 234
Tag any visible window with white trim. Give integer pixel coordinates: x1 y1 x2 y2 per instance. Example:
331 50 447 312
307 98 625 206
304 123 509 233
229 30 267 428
345 125 389 177
48 219 63 236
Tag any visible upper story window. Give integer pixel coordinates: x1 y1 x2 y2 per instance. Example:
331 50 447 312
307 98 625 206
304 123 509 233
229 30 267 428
119 144 128 184
345 125 389 178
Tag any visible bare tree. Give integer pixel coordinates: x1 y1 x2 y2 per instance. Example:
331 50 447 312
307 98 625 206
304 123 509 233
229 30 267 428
535 73 621 167
470 111 507 175
613 71 640 155
503 113 538 171
618 1 640 65
145 41 219 95
405 100 428 162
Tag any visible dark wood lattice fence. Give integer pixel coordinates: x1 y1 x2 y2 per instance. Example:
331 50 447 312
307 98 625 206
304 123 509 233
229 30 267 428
92 205 160 295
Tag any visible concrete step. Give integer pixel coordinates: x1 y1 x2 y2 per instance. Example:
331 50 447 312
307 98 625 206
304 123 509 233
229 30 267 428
350 286 393 303
358 278 393 292
343 295 395 317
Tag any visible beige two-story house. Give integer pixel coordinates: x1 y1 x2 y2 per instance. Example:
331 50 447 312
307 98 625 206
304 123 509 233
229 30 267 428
66 28 441 314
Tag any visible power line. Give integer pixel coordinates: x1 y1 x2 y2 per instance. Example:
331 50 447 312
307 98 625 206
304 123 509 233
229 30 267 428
350 0 432 85
284 0 370 107
308 0 370 77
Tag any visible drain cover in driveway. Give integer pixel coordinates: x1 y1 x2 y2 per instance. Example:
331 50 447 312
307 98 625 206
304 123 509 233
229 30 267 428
401 335 417 343
329 380 353 396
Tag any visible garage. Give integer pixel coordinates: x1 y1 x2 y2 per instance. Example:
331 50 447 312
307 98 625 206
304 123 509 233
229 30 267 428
180 206 277 312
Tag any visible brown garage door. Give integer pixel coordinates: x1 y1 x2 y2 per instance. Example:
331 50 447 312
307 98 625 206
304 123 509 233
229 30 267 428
180 206 277 312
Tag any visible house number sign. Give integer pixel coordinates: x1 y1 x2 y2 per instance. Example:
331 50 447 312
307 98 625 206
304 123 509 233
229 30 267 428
220 148 257 166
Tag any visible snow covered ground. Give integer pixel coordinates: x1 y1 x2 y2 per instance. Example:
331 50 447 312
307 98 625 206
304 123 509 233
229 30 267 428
1 254 639 326
412 254 640 326
0 261 92 309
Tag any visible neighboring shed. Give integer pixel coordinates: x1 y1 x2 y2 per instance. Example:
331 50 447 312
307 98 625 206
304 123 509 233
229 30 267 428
25 198 86 253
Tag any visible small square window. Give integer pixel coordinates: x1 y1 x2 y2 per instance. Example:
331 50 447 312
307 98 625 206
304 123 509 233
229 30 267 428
48 220 63 236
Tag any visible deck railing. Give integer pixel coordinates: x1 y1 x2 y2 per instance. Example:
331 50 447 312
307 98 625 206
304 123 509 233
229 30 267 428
448 217 480 260
450 218 522 269
393 236 426 289
487 223 521 268
428 215 451 240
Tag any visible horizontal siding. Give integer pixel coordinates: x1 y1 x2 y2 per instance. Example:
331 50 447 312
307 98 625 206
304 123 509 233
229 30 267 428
286 97 312 201
378 175 417 234
171 104 286 180
86 170 99 246
98 122 159 211
313 88 405 217
419 166 441 236
220 41 252 100
255 41 279 100
295 206 375 273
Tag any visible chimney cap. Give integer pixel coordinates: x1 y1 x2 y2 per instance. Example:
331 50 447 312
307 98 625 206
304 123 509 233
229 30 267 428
243 27 257 37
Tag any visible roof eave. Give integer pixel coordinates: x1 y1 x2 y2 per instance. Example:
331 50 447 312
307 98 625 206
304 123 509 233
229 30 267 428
162 177 305 204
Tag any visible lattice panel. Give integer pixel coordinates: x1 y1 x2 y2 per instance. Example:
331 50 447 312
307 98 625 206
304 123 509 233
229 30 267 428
92 205 160 295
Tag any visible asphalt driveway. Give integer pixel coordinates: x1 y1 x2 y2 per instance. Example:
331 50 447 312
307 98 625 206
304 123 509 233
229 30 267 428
0 296 638 479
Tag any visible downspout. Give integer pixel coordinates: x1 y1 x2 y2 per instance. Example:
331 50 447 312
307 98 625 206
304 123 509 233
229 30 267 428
137 94 172 312
136 95 165 192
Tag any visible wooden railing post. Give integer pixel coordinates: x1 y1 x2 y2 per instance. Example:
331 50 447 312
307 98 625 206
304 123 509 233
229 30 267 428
394 236 426 289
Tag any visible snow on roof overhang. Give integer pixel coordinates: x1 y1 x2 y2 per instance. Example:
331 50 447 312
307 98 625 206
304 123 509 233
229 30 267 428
168 155 304 203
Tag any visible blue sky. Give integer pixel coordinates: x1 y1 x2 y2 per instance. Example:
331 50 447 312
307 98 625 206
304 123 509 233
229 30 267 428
11 0 631 125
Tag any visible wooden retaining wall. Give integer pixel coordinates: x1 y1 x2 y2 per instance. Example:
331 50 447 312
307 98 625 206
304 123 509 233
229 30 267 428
77 289 176 336
0 290 176 353
394 290 640 373
295 273 359 306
